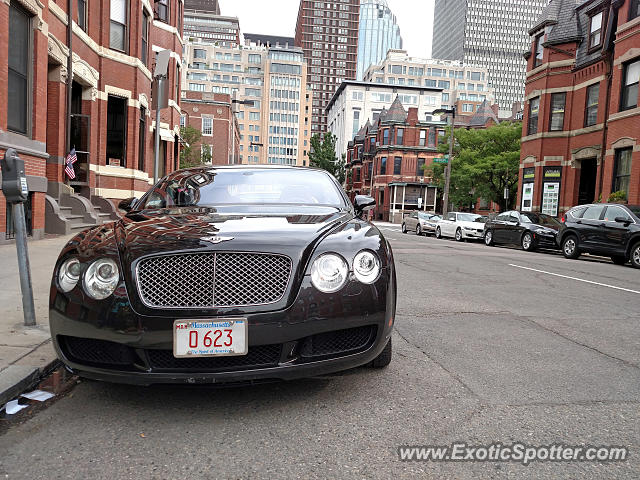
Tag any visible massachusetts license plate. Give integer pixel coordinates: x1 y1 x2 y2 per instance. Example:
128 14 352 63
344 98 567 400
173 319 247 358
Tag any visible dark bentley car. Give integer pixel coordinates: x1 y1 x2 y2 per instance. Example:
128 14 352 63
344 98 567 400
49 166 396 385
484 211 560 251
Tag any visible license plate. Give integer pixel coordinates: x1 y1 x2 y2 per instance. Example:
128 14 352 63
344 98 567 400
173 319 247 358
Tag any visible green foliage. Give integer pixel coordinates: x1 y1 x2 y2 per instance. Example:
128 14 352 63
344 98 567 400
608 190 627 203
179 126 204 168
308 133 345 184
429 122 523 211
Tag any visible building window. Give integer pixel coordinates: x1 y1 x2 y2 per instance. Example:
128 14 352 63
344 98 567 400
382 129 389 145
393 157 402 175
621 59 640 111
462 103 474 113
141 11 149 66
77 0 87 31
584 83 599 127
534 33 544 67
589 12 603 49
396 128 404 145
202 117 213 136
194 49 206 59
528 97 540 135
380 157 386 175
428 129 436 147
352 109 360 138
8 2 31 135
549 93 566 131
631 0 640 20
110 0 127 51
138 107 146 171
419 130 426 146
180 114 186 127
106 95 127 166
155 0 169 23
417 158 425 177
612 148 632 196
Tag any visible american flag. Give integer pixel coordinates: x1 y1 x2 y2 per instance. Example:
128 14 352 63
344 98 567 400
64 148 77 180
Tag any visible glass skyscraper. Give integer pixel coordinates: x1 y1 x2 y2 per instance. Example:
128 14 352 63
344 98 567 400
432 0 547 116
356 0 403 81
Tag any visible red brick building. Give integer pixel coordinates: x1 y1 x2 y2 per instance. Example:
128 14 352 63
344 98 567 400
345 96 446 222
519 0 640 217
180 91 240 165
0 0 183 241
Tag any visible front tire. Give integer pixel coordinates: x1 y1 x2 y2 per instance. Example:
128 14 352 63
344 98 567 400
485 230 494 246
435 226 442 239
416 225 422 236
401 223 407 234
455 228 463 242
562 234 580 259
630 242 640 269
370 338 392 368
521 232 536 251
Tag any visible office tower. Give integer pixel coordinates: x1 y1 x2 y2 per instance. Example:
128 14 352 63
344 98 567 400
356 0 403 80
295 0 361 134
184 0 220 14
432 0 547 116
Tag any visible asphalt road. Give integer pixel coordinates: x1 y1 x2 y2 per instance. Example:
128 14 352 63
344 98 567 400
1 228 639 479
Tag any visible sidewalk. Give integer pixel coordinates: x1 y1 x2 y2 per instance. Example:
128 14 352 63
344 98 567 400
0 234 73 405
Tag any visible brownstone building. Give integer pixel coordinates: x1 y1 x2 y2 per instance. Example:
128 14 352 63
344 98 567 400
295 0 360 134
345 96 446 221
180 91 240 165
0 0 183 241
519 0 640 217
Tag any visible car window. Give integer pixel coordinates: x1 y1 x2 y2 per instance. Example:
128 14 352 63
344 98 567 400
627 206 640 218
604 206 632 222
418 213 431 220
569 206 588 219
431 215 441 222
448 213 456 221
509 213 520 223
496 213 511 221
410 212 418 219
582 205 605 220
458 213 482 222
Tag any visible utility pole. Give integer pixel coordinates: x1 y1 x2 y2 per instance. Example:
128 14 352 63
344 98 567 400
442 107 456 216
152 50 171 182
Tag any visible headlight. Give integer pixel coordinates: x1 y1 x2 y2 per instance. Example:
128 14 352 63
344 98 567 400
83 258 120 300
58 257 81 292
310 253 348 293
463 227 474 231
353 250 381 284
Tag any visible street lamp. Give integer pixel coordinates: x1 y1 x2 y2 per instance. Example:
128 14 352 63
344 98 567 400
432 106 456 216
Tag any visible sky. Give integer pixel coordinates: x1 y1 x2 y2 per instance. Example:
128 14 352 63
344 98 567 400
218 0 435 58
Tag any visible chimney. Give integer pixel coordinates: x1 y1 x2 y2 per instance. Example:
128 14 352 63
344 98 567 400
491 104 499 116
407 107 418 125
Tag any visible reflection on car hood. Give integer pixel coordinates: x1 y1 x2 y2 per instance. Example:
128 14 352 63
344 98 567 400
458 221 485 228
116 205 351 261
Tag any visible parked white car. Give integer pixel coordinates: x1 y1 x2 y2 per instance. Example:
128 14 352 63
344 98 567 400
435 212 488 241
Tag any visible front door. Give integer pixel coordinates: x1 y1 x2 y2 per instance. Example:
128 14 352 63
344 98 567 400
601 205 633 254
578 158 597 205
579 204 606 250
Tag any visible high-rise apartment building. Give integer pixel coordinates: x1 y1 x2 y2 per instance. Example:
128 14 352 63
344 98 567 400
362 50 495 116
184 0 220 14
432 0 547 116
182 39 312 166
295 0 361 134
183 11 241 46
356 0 403 80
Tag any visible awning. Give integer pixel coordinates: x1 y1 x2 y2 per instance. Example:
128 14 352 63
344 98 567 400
159 128 175 142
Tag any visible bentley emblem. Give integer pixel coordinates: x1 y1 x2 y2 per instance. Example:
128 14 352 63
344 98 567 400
200 234 234 244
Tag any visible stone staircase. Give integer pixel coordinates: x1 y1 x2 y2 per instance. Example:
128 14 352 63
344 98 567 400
45 192 121 235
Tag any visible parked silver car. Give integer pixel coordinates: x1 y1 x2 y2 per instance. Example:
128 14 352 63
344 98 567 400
402 212 442 236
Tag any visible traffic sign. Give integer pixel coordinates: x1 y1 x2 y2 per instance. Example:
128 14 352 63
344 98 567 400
433 157 449 164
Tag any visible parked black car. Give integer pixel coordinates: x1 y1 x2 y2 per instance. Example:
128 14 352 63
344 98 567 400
49 166 397 385
484 211 560 251
556 203 640 268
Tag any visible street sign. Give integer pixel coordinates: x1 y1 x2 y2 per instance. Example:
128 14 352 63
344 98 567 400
433 158 449 164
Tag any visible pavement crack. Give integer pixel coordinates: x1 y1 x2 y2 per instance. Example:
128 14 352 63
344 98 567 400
394 327 481 399
514 315 640 370
397 310 511 319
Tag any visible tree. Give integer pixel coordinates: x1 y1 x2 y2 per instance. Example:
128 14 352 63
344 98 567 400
308 132 345 184
429 122 522 211
179 125 203 168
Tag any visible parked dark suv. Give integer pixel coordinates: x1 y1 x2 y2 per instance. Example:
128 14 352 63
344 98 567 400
557 204 640 268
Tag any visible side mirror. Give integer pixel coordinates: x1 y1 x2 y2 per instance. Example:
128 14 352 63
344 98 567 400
615 216 630 224
118 197 138 212
353 195 376 216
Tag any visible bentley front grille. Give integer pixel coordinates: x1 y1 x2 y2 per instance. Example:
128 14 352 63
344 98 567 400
136 252 292 308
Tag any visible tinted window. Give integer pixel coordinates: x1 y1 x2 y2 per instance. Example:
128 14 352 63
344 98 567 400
141 169 345 208
520 213 561 226
604 206 632 222
627 206 640 218
569 206 588 219
496 213 511 221
582 205 605 220
509 213 520 222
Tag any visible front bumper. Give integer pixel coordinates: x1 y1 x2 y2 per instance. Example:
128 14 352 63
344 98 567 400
462 229 484 239
49 274 395 385
533 233 558 249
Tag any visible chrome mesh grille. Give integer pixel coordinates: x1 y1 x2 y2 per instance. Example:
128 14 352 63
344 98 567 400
136 252 291 309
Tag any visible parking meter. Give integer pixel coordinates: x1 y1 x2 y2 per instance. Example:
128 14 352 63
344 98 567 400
1 148 29 203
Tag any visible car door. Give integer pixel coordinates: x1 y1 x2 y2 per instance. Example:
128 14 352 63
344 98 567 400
601 205 634 254
491 212 511 243
446 212 457 236
405 212 418 231
507 212 524 244
576 204 606 251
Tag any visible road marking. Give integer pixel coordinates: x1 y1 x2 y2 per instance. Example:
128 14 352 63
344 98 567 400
508 264 640 295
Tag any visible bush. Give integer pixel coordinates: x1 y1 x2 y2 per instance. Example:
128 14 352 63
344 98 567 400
608 190 627 203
